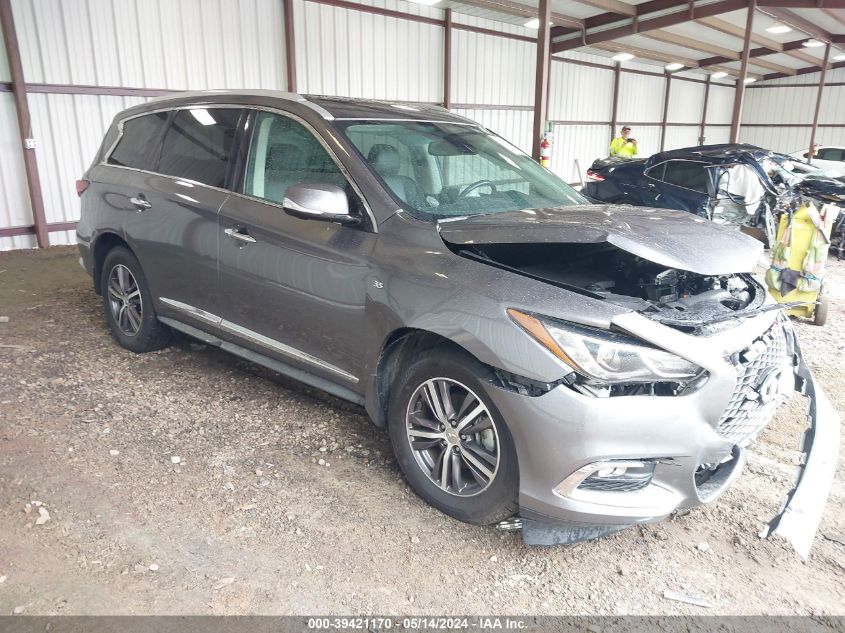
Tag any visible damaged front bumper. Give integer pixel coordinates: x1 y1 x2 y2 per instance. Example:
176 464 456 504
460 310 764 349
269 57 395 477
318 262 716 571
490 317 839 557
760 351 840 559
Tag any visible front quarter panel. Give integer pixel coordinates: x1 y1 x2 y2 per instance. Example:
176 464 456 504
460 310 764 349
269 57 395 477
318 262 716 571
362 212 631 387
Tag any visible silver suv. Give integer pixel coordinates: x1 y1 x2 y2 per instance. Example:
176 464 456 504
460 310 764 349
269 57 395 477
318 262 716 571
76 91 838 555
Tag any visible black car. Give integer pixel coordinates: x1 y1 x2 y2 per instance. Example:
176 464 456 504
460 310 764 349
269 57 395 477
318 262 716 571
583 144 789 238
766 152 845 206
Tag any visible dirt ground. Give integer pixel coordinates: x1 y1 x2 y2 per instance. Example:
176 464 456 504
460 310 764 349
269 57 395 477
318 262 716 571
0 245 844 616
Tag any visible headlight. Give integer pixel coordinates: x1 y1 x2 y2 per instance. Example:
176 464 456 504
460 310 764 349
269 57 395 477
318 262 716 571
508 309 703 384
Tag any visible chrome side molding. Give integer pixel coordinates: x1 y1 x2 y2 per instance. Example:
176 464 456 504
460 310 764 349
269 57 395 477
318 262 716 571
159 297 358 384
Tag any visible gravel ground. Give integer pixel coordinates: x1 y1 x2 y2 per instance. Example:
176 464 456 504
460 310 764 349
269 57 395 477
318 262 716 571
0 245 844 616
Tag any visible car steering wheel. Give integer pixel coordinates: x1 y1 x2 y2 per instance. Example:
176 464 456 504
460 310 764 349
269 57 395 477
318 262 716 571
458 180 497 198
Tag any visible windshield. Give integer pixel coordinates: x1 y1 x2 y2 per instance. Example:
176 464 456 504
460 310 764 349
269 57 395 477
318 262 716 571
335 120 586 219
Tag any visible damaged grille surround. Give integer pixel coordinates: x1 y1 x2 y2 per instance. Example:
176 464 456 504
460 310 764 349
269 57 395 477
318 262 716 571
715 317 795 445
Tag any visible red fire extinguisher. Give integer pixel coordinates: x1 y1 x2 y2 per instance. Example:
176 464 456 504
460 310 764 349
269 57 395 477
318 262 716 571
539 134 552 169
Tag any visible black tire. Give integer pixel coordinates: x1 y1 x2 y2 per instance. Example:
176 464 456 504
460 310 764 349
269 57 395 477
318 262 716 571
388 347 519 525
814 282 829 326
100 246 172 353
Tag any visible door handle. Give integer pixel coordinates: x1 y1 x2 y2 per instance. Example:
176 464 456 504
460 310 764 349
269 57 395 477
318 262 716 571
129 195 152 211
224 227 257 245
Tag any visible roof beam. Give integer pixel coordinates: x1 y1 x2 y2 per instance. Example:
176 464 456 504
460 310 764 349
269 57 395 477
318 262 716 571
762 58 845 79
823 8 845 28
697 15 824 65
757 0 845 7
696 15 782 50
646 29 739 58
591 41 746 76
551 0 749 53
760 7 833 42
561 0 845 38
454 0 584 29
642 29 795 73
569 0 636 16
696 50 797 73
553 0 711 38
637 38 797 74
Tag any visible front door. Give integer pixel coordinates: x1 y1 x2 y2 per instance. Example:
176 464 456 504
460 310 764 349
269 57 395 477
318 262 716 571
217 111 375 386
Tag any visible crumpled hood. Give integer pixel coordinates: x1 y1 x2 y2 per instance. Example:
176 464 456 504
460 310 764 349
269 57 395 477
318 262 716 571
438 205 763 276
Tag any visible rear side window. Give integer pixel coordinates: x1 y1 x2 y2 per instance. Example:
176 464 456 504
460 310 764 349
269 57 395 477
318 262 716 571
108 112 169 170
244 112 347 204
661 160 709 193
157 108 243 188
817 147 844 161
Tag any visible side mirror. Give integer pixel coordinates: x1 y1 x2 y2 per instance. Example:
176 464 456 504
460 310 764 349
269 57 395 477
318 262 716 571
282 183 360 226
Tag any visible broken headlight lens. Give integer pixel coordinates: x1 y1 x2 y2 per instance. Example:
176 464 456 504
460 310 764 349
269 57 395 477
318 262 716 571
508 309 702 383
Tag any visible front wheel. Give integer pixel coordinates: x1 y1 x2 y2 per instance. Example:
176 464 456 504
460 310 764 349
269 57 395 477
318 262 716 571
388 347 519 525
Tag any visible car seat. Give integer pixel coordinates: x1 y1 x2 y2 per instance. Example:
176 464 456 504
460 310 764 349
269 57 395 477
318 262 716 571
367 144 425 207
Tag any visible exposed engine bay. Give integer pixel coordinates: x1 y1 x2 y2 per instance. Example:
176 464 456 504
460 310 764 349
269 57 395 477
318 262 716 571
456 242 767 332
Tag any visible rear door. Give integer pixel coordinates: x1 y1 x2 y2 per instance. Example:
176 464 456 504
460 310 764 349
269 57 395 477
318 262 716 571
217 110 375 385
646 159 710 214
121 107 245 322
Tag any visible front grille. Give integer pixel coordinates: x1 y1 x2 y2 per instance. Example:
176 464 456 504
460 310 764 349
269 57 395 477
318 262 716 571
715 320 792 445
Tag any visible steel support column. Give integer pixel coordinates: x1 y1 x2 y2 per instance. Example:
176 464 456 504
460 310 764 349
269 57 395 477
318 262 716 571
609 62 621 144
0 0 49 248
283 0 297 92
531 0 552 160
699 75 711 144
808 43 831 165
444 9 453 109
660 70 672 151
730 0 755 143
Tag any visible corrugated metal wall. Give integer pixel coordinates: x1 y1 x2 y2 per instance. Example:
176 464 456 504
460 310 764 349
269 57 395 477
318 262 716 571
547 54 613 183
740 68 845 154
451 28 533 107
294 0 442 100
448 16 534 173
13 0 286 89
2 0 287 250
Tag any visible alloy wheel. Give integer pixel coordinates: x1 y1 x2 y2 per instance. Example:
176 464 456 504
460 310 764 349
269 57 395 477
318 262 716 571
405 378 500 497
107 264 143 337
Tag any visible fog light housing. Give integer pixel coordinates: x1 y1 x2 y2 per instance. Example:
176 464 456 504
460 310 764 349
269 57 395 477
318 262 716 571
554 460 657 497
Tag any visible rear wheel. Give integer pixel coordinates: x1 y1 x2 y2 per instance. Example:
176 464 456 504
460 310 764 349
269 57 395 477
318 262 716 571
388 347 518 525
100 246 172 352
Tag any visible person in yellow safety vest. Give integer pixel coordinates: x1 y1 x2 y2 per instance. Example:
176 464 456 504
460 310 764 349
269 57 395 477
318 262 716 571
609 126 638 159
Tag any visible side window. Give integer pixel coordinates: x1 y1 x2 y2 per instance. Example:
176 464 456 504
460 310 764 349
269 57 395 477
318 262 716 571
157 108 243 188
244 112 347 204
661 160 708 193
645 162 666 181
108 112 169 170
818 148 844 162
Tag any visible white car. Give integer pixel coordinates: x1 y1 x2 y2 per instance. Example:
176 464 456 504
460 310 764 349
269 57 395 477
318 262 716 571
790 146 845 177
